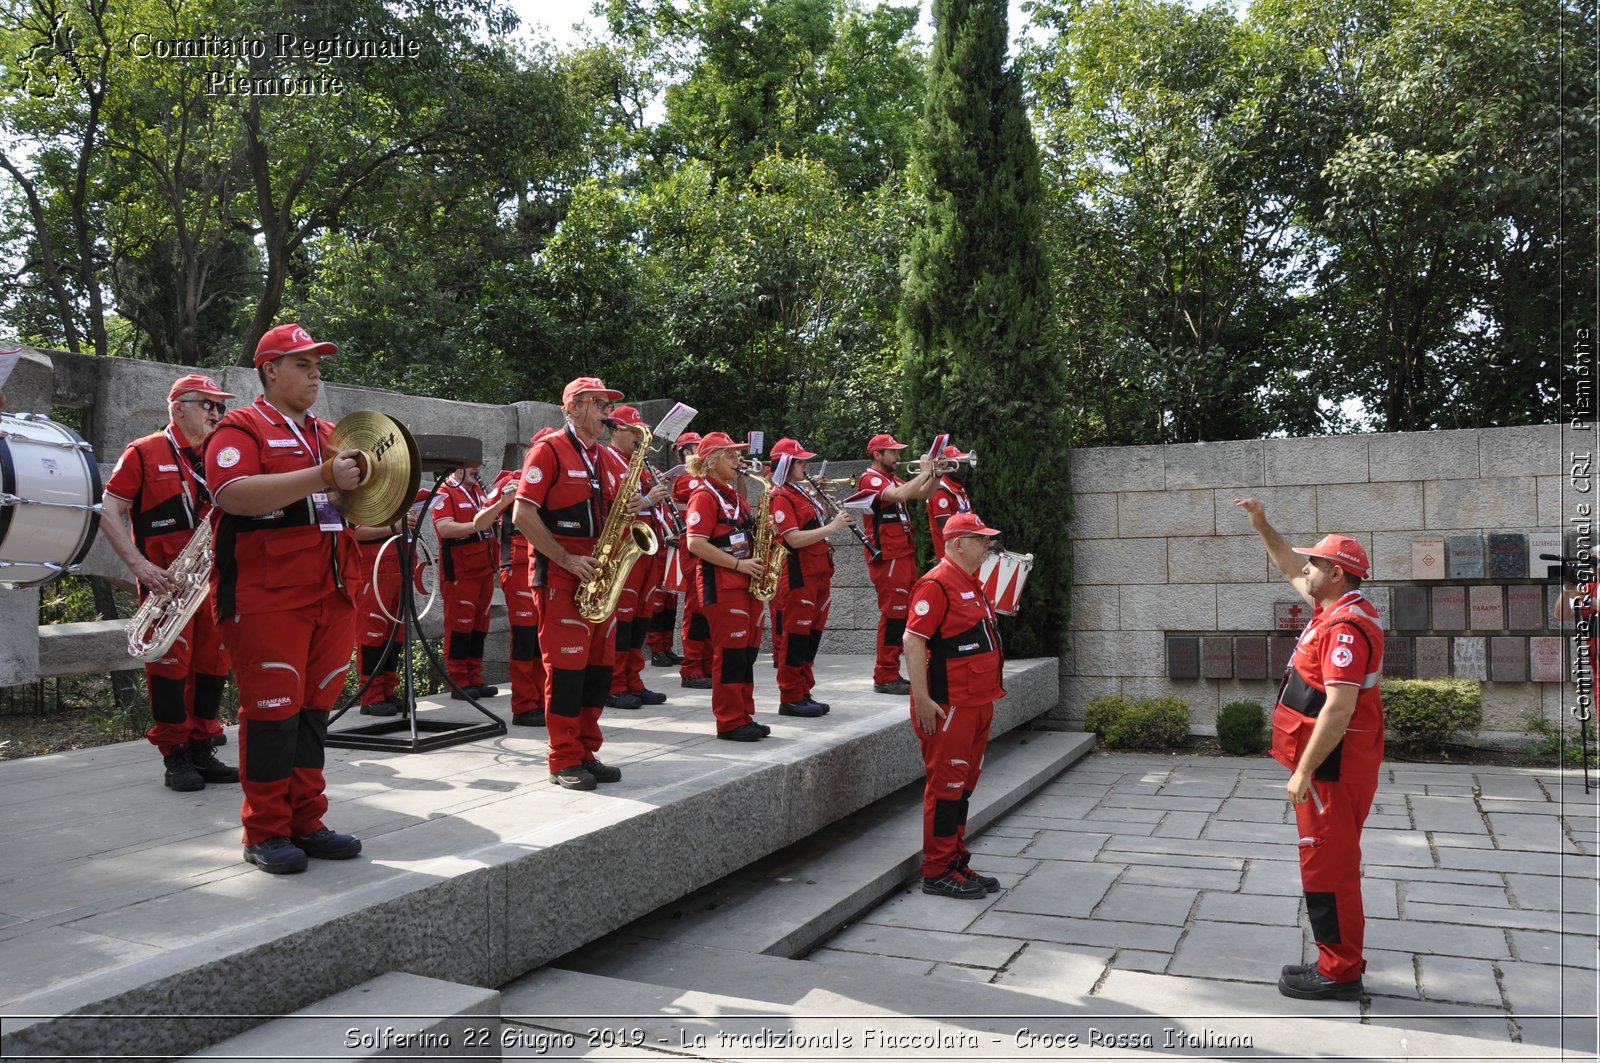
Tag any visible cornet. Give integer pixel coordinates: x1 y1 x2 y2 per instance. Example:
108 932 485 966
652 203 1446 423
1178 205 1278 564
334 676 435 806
901 451 978 476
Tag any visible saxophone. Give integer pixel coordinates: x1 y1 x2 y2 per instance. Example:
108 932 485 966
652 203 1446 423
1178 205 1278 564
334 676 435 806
742 465 787 603
126 517 213 662
575 424 660 622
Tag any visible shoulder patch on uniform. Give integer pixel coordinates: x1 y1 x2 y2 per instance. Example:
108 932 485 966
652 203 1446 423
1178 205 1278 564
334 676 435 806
775 510 786 523
528 467 543 485
1337 632 1354 644
688 511 702 526
215 446 240 469
1331 646 1354 668
914 599 931 616
939 497 949 509
432 496 447 510
867 475 883 488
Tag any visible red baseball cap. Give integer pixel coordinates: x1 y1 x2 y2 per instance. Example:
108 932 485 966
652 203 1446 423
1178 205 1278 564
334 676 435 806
254 323 338 368
1293 534 1371 580
867 432 907 455
674 431 703 450
771 437 816 460
944 512 1001 538
561 376 623 405
167 373 233 402
696 431 748 457
609 404 647 429
530 425 560 443
941 444 970 459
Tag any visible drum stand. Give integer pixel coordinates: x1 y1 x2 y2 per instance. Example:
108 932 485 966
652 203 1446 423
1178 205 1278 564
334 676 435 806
328 462 507 753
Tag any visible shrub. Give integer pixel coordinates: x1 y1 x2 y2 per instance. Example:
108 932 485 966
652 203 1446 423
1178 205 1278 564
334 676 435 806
1216 700 1267 755
1519 711 1600 768
1381 679 1482 756
1084 694 1190 749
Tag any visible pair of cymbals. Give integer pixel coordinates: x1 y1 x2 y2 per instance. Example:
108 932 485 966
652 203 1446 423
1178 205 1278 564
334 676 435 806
328 411 422 527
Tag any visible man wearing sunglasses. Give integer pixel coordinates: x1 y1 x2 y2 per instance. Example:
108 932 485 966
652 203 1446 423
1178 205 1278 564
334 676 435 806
102 373 239 792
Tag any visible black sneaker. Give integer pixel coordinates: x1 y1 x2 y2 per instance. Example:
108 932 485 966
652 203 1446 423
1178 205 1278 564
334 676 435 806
189 743 239 784
244 836 308 874
449 686 473 701
472 683 500 698
634 688 667 705
755 720 772 736
359 699 401 717
873 679 912 695
550 765 598 790
1281 962 1316 979
210 732 228 747
778 700 827 718
606 692 644 710
163 746 205 792
681 675 712 689
921 869 988 899
292 827 363 860
802 695 831 713
959 865 1000 893
652 650 684 667
582 759 622 783
717 722 765 742
1277 968 1363 1001
511 711 546 727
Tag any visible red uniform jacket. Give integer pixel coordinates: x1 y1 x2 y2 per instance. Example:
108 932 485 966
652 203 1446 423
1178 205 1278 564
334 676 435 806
927 478 972 560
857 467 914 561
105 426 212 574
1271 590 1385 781
685 477 756 606
515 425 626 589
771 482 833 592
432 476 497 581
906 557 1006 706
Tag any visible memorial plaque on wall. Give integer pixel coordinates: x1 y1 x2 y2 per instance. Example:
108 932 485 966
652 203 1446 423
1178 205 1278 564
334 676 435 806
1234 636 1267 680
1469 585 1505 630
1529 637 1565 683
1383 637 1413 679
1447 535 1485 579
1453 636 1487 680
1274 600 1312 631
1392 587 1428 630
1490 637 1527 683
1528 531 1561 578
1414 636 1450 678
1365 586 1392 632
1507 585 1544 630
1167 636 1200 679
1488 533 1529 579
1412 535 1447 580
1269 636 1295 677
1201 637 1233 679
1433 586 1467 630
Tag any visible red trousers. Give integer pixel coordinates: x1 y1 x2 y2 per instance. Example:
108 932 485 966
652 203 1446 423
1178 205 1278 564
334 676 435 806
144 592 229 754
679 583 712 681
538 582 615 772
916 698 993 878
775 569 830 703
868 556 916 683
1295 729 1383 983
499 558 544 717
611 552 662 696
703 590 763 733
646 587 677 653
352 542 405 706
223 596 356 846
444 567 495 689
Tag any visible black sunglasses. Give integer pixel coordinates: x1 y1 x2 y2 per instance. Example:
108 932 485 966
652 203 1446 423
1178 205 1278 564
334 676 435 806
177 399 226 414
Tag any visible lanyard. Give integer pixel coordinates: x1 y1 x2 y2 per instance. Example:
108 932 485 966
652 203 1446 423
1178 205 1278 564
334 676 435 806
565 425 607 526
709 477 747 525
259 398 323 463
162 424 209 510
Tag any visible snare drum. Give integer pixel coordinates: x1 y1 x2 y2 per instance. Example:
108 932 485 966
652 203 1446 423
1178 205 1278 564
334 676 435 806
978 549 1034 616
662 545 688 594
0 412 102 588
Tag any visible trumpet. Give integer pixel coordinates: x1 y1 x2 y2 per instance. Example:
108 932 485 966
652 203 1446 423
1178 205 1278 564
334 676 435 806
901 451 978 476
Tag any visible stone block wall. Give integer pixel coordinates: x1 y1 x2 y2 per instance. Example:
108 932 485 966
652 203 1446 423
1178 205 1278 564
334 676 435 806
1062 425 1581 741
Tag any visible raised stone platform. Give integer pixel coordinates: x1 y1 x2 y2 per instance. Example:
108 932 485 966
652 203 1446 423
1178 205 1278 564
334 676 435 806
0 653 1060 1061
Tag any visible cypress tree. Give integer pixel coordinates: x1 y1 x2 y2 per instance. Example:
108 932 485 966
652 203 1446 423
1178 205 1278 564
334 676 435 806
899 0 1069 656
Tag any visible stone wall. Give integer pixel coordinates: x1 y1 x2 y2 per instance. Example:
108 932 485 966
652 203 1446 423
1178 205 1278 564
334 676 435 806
1062 425 1579 741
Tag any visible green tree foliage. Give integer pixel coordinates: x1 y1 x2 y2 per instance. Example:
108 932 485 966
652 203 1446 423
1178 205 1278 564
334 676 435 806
899 0 1067 656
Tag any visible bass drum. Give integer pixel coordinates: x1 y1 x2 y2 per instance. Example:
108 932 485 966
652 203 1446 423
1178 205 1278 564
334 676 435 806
0 412 102 588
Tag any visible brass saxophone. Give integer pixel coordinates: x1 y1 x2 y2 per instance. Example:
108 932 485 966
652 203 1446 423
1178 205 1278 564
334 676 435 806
576 424 660 621
125 517 213 662
742 465 787 603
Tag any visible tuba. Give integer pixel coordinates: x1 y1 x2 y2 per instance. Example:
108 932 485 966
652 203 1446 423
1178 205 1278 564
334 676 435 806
743 466 787 603
126 516 214 663
576 424 660 621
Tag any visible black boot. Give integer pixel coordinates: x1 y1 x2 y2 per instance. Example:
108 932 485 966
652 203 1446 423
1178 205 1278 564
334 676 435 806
163 746 204 792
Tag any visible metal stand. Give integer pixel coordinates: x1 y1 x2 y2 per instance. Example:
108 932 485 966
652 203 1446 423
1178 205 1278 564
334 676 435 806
328 469 506 752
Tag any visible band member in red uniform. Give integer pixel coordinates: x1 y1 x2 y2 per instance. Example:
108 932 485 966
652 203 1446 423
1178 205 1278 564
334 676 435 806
102 373 239 791
857 433 937 694
768 438 852 717
513 377 642 790
604 406 671 710
493 427 557 727
347 505 420 717
1237 498 1384 1001
648 433 697 667
672 433 715 689
926 444 975 561
905 511 1006 899
684 432 769 741
432 462 514 699
206 323 366 875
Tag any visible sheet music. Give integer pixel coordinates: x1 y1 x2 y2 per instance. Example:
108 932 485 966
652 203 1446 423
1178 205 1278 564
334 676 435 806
652 403 698 443
926 432 949 461
772 453 792 485
746 430 764 456
840 488 877 512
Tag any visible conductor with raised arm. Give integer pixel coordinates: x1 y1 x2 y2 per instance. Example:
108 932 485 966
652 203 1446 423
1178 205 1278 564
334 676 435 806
1236 498 1384 1001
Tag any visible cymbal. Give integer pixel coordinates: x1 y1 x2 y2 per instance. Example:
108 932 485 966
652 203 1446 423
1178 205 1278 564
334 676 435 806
328 411 422 527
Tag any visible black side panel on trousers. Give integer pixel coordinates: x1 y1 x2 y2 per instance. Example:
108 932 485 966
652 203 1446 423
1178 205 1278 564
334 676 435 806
360 643 389 677
448 631 472 661
959 789 973 827
192 673 226 719
615 621 631 652
629 614 650 650
1315 740 1344 782
469 630 487 661
784 632 810 666
510 624 538 660
582 664 612 707
244 715 296 782
295 709 328 770
807 629 824 663
688 611 711 641
932 798 962 837
650 603 677 632
549 668 585 716
720 646 757 685
1305 891 1342 944
148 675 188 724
379 639 400 675
884 617 905 648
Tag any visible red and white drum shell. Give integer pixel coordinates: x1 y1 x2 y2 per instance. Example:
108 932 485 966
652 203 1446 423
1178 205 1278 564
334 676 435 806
978 549 1034 616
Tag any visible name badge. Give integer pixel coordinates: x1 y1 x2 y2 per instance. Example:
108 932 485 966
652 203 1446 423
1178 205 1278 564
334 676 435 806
311 491 344 532
158 464 178 472
960 591 976 599
268 438 299 448
727 530 750 557
566 469 588 478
